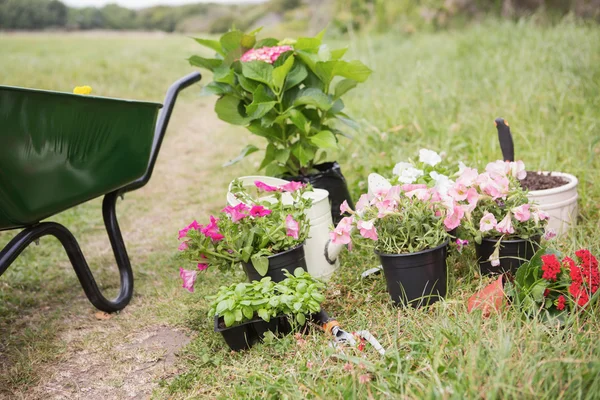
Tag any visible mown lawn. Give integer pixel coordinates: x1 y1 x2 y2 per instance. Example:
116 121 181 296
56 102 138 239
1 19 599 399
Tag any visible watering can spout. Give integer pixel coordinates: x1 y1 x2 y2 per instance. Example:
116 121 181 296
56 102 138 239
324 239 345 264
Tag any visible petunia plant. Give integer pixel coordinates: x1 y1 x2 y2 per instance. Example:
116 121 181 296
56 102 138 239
189 28 372 177
177 180 313 292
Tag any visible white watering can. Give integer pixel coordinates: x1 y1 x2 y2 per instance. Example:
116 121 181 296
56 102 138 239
227 176 341 281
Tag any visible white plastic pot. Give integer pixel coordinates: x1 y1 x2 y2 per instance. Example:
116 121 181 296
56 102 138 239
526 172 578 235
227 176 340 281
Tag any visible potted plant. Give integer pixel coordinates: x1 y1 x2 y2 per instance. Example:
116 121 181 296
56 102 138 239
469 247 599 324
330 183 455 307
207 268 326 351
177 180 312 285
495 118 579 235
189 28 372 223
455 160 550 275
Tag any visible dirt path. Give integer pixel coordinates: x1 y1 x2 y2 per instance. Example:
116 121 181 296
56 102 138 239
2 99 249 399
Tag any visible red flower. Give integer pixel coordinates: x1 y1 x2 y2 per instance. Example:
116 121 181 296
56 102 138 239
541 254 561 281
543 289 550 297
557 295 566 311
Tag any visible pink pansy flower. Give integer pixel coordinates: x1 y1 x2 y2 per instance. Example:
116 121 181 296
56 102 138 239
281 181 305 192
456 167 479 187
222 203 249 223
355 194 370 212
444 204 464 231
496 212 515 234
249 205 272 217
329 216 353 245
179 268 197 293
254 180 280 192
178 241 188 251
201 216 224 241
285 215 299 239
509 160 527 180
357 219 378 240
240 45 293 64
485 160 510 179
178 220 200 239
340 200 353 215
479 212 497 232
511 204 531 222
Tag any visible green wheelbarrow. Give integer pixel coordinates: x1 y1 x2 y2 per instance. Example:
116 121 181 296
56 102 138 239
0 72 201 312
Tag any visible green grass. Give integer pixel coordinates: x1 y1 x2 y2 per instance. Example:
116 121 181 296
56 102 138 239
1 19 600 399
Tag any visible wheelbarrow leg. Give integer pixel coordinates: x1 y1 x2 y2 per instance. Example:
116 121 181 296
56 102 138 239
0 191 133 312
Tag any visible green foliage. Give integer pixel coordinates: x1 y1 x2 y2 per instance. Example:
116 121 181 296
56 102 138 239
190 28 372 176
0 0 67 30
207 268 326 327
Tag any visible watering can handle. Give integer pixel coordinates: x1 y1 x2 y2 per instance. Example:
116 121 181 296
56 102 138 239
495 117 514 162
122 72 202 193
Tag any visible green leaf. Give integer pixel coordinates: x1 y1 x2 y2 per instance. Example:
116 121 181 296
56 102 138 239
188 55 222 72
251 254 269 276
334 60 372 82
215 300 229 315
259 143 276 170
295 50 319 76
274 148 290 164
257 308 270 322
291 143 315 167
242 61 274 87
296 313 306 325
265 163 286 176
240 33 256 49
220 30 243 53
223 311 236 327
234 283 247 297
223 144 259 167
200 82 231 96
294 37 322 51
309 130 337 149
242 306 254 320
294 88 332 111
284 63 308 91
331 47 348 60
248 120 280 140
234 309 243 322
215 95 251 126
273 55 295 91
334 79 358 98
193 38 224 56
246 85 277 119
237 74 260 93
255 38 279 48
289 109 309 133
213 65 235 85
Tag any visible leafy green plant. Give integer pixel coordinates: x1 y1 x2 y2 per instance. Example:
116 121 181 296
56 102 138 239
189 28 372 177
207 268 326 327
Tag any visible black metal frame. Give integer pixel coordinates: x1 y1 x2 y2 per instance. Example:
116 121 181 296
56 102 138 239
0 72 202 313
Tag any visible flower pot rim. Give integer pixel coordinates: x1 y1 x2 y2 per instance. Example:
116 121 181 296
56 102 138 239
375 240 449 258
526 171 578 196
480 235 541 245
214 315 266 332
266 242 305 259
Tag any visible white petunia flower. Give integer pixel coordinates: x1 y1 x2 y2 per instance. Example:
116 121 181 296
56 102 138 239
419 149 442 167
429 171 453 195
398 167 424 184
392 162 414 177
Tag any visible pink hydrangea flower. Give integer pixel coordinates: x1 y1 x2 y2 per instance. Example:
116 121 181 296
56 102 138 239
355 194 370 213
496 212 515 234
178 220 200 239
357 219 378 240
254 180 280 192
511 204 531 222
179 268 197 293
222 203 249 223
249 205 271 217
240 45 293 64
444 204 464 231
479 212 497 232
178 241 188 251
281 181 305 192
285 215 299 239
340 200 353 215
330 216 353 245
201 216 224 241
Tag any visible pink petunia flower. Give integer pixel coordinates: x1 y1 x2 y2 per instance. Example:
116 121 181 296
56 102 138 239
496 212 515 234
357 219 378 240
489 247 501 267
178 241 188 251
449 183 469 202
249 205 272 217
485 160 510 179
179 268 197 293
537 209 550 221
543 229 557 241
509 160 527 180
456 238 469 252
479 212 497 232
444 204 464 231
511 204 531 222
254 180 280 192
340 200 353 215
285 215 299 239
197 255 208 271
456 167 479 187
477 173 509 199
201 216 224 241
355 194 370 213
178 220 200 239
222 203 249 223
240 45 293 64
329 216 354 245
281 181 305 192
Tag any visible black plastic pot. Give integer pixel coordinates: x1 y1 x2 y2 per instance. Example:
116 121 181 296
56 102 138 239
284 161 354 224
377 241 448 308
243 244 307 283
476 236 541 276
214 316 274 351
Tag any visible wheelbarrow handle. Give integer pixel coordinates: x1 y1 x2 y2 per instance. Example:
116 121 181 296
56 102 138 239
123 71 202 193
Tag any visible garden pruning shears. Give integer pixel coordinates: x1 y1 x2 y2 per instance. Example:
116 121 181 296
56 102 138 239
313 310 386 355
495 117 515 162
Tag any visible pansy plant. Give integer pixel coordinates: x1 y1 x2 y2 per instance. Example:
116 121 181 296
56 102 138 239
189 28 372 177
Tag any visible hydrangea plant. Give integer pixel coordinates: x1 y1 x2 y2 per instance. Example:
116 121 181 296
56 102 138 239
189 28 372 176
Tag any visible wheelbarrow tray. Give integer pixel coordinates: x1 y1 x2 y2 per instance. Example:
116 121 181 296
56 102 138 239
0 86 162 230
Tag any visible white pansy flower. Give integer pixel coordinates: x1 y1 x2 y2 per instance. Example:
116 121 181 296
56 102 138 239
419 149 442 167
398 167 424 184
392 162 414 177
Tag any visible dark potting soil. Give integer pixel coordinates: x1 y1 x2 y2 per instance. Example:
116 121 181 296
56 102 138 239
519 171 568 191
